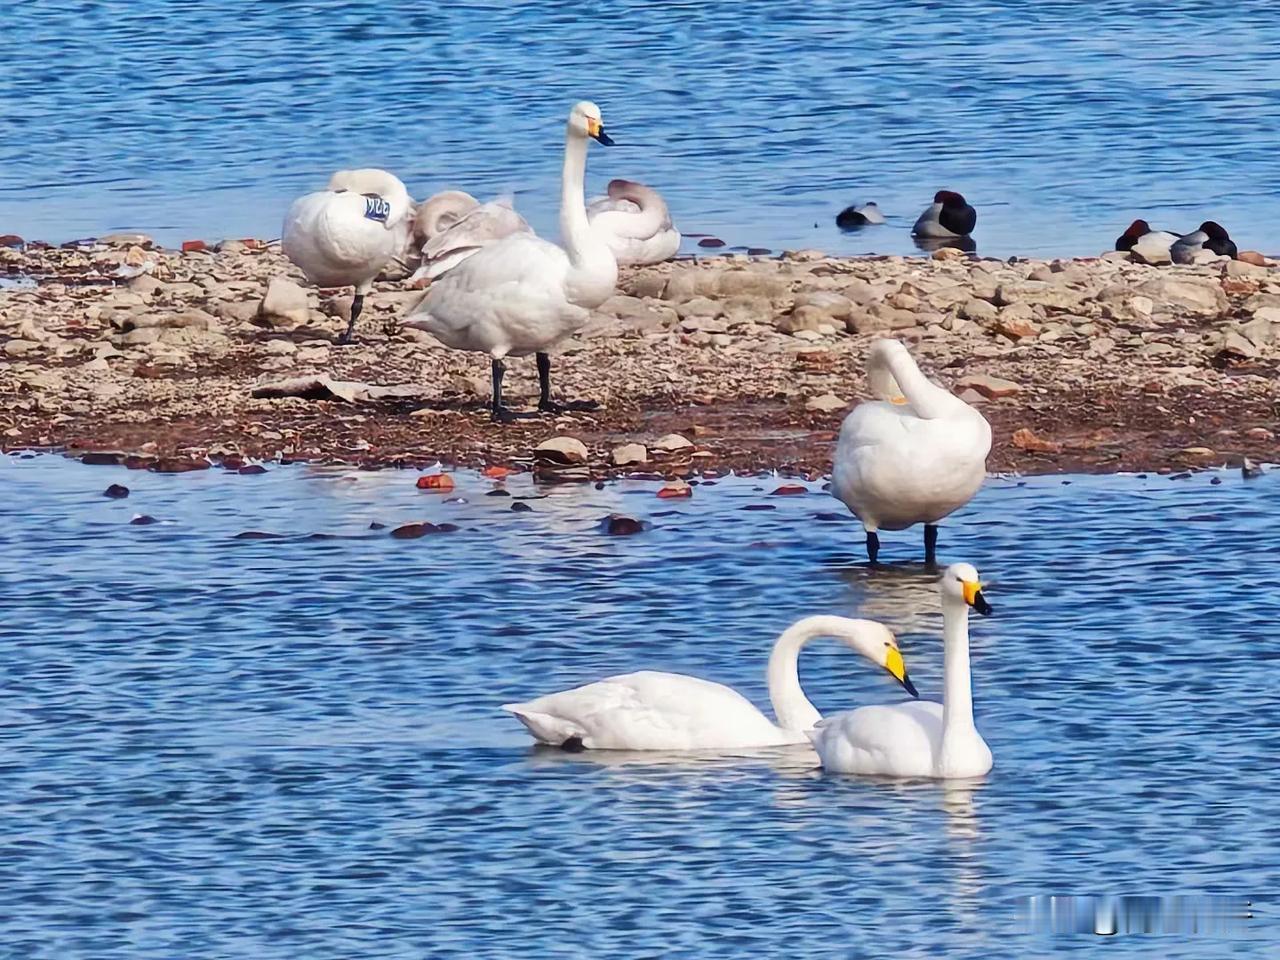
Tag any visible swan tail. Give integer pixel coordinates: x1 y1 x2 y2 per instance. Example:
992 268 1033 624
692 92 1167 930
502 704 588 745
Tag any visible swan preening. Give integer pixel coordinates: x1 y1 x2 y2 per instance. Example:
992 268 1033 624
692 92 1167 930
502 616 917 751
409 191 533 283
810 563 994 779
586 179 681 265
403 101 617 421
832 339 991 565
281 168 414 343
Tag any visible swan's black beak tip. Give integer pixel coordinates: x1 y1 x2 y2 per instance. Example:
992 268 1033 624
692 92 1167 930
973 591 993 616
593 129 616 146
902 673 920 699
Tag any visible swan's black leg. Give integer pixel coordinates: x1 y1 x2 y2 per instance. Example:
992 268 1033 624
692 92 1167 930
924 524 939 568
537 351 598 413
866 530 881 565
338 293 363 345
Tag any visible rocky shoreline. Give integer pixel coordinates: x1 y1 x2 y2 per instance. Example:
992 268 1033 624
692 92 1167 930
2 235 1277 479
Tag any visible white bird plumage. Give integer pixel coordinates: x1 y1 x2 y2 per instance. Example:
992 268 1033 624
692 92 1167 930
586 179 681 265
403 101 617 420
809 563 994 778
831 338 991 564
281 168 414 342
502 616 916 751
409 191 533 283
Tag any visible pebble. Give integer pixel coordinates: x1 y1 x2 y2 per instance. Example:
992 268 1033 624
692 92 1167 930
611 442 648 466
652 433 694 454
510 501 533 513
416 473 456 491
1011 428 1062 453
657 479 692 499
804 393 847 413
535 436 589 465
103 483 130 498
601 514 645 535
955 374 1022 399
129 514 159 525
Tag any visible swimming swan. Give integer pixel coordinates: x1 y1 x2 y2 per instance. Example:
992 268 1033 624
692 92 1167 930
403 101 617 421
410 191 533 282
831 339 991 565
809 563 994 778
282 168 414 343
502 616 918 751
586 179 681 265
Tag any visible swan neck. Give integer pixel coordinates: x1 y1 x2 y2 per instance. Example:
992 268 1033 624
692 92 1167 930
874 348 955 420
765 621 824 732
941 600 975 737
559 131 592 266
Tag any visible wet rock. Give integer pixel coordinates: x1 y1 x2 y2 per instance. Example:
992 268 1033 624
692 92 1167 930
611 442 648 466
103 483 130 498
1242 458 1264 480
510 501 533 513
234 530 284 540
486 489 511 497
534 436 589 465
652 433 694 454
390 521 456 539
771 484 807 495
804 393 846 413
129 514 159 525
657 478 692 499
150 457 210 473
697 237 726 248
601 513 645 535
238 464 268 475
416 472 456 491
259 276 310 329
1011 428 1062 453
955 374 1021 399
81 452 125 465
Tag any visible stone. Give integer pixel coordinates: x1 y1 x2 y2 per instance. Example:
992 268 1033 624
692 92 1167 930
534 436 589 465
994 280 1085 311
259 276 311 328
1136 277 1227 316
955 374 1021 399
657 478 693 499
601 514 645 535
1011 427 1062 453
1089 336 1117 357
103 483 130 499
715 271 791 300
265 339 297 355
959 299 998 323
777 305 829 334
3 339 41 357
675 296 722 320
994 305 1038 340
846 303 917 334
652 433 694 453
793 290 854 320
212 300 260 325
932 246 966 261
722 295 773 326
1224 259 1268 278
1238 251 1269 267
805 393 847 413
611 443 648 466
100 233 153 248
415 473 455 491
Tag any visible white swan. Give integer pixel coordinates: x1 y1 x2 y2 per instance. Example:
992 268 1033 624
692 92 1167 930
409 191 533 283
586 179 681 265
282 168 414 343
809 563 993 778
831 339 991 565
503 616 917 751
403 101 617 421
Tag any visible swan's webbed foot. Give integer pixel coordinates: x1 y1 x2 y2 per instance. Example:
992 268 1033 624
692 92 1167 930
924 524 938 569
538 398 599 415
491 405 537 424
866 530 881 566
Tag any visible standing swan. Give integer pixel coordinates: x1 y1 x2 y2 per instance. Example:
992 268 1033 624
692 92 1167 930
502 616 918 751
586 179 681 265
832 339 991 565
403 101 617 421
809 563 994 778
282 168 414 343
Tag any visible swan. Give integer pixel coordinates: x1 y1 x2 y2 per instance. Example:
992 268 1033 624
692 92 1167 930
809 563 993 778
912 190 976 239
403 101 617 421
831 339 991 565
502 615 918 751
586 179 681 265
282 168 414 343
836 201 886 229
1170 221 1238 264
409 191 533 282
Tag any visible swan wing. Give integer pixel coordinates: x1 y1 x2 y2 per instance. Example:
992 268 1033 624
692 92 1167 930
422 200 532 262
282 190 399 287
503 670 794 750
809 701 943 776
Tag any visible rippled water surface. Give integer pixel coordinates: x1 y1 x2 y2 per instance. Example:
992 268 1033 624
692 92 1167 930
2 453 1278 957
3 0 1280 256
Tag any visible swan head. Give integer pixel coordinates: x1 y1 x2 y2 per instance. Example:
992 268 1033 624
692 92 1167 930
569 101 615 146
867 339 910 404
414 190 480 244
831 619 919 699
326 168 414 228
941 563 993 615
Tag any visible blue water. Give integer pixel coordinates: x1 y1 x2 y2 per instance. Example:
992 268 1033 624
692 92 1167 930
1 453 1277 957
3 0 1279 257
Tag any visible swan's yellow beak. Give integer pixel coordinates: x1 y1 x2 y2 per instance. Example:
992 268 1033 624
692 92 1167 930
885 646 919 698
962 580 993 616
586 117 615 146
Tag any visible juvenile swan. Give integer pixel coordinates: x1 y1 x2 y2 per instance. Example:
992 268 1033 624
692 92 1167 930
403 101 616 421
809 563 994 778
586 179 681 265
410 191 533 282
502 616 917 751
282 168 414 343
831 339 991 565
